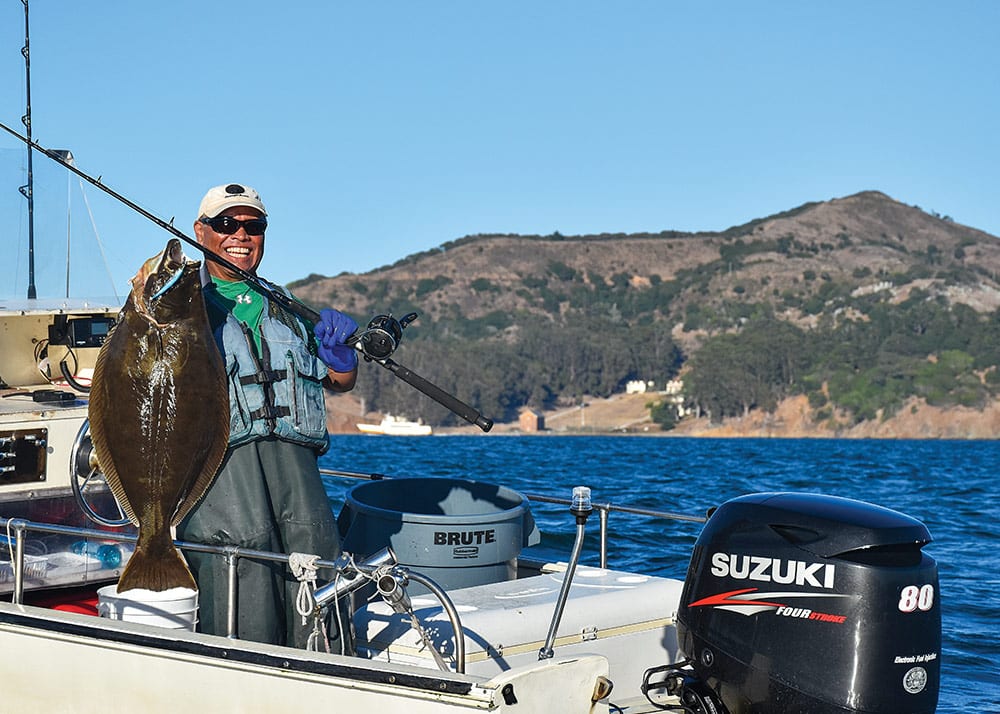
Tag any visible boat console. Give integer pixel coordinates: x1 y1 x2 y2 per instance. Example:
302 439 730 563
0 300 129 598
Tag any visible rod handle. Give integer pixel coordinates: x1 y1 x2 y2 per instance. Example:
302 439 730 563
382 359 493 431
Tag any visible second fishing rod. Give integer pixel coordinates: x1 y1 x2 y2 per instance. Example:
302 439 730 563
0 121 493 431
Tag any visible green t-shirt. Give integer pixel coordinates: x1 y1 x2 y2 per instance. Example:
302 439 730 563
205 277 267 351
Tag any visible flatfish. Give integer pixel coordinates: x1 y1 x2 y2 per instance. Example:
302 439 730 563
89 238 229 592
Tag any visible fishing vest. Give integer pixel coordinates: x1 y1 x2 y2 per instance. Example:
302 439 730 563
212 292 329 452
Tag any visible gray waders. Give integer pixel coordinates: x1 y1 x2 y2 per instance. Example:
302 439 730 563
177 437 352 652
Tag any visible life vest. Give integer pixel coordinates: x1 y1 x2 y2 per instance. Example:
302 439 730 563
211 293 329 452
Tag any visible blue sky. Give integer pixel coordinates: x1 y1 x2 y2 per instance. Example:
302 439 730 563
1 1 997 300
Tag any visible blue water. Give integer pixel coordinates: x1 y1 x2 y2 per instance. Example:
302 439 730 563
320 436 1000 713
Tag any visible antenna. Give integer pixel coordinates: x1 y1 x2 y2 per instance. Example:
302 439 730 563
19 0 36 299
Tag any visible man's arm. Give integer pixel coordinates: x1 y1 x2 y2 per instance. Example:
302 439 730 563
324 364 357 392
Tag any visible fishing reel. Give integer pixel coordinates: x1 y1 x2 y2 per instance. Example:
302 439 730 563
354 312 418 361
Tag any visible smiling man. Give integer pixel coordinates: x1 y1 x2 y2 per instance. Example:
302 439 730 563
193 183 269 280
179 182 359 651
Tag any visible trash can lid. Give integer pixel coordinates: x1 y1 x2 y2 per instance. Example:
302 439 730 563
346 477 530 522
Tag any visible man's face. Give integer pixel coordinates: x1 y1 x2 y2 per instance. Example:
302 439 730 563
193 206 266 281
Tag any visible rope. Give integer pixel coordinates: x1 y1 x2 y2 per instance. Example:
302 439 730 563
409 612 452 672
289 552 330 652
289 552 320 622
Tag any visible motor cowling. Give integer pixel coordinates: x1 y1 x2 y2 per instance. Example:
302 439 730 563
676 493 940 714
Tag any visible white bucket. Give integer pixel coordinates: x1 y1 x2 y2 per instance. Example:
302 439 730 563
97 585 198 631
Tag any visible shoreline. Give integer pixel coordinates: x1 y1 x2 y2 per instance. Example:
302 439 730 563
328 392 1000 440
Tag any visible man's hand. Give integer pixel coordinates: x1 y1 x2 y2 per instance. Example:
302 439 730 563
314 309 359 372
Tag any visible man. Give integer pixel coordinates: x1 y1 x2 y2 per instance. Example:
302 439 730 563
177 183 358 651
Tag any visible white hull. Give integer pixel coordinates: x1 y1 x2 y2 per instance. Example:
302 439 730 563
0 602 611 713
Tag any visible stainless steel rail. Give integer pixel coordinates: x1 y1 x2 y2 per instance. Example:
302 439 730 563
3 472 707 661
0 518 338 639
1 516 467 669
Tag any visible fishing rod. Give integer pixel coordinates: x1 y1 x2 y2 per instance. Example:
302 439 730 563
0 121 493 432
0 120 312 322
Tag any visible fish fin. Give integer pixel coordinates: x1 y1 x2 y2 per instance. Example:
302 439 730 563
118 540 196 593
95 461 140 526
89 437 140 525
171 451 227 526
88 331 140 526
171 387 231 527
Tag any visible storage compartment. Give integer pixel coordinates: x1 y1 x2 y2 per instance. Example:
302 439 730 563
0 489 134 595
355 565 685 705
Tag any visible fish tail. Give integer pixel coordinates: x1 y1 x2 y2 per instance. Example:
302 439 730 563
117 533 197 593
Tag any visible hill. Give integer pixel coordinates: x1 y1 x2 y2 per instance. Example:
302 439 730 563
293 190 1000 335
295 191 1000 435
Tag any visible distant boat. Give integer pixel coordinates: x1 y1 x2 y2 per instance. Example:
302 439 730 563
356 414 433 436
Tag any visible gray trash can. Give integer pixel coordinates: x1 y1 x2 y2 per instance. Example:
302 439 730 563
337 477 540 592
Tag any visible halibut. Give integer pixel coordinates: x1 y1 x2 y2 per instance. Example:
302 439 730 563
89 239 229 592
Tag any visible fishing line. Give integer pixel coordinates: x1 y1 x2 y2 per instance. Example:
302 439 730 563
0 120 319 324
62 151 121 302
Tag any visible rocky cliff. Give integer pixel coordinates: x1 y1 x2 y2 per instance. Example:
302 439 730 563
670 395 1000 439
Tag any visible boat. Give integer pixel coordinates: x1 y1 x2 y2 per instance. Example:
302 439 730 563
0 297 945 714
0 9 941 712
357 414 434 436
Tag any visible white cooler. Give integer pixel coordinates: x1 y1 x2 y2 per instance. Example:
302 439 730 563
354 565 685 704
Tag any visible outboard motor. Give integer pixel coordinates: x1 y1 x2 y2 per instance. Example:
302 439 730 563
673 493 940 714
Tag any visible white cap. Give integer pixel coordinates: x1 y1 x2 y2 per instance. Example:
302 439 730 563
197 183 267 219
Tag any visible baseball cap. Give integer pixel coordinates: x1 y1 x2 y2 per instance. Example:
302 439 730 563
197 183 267 219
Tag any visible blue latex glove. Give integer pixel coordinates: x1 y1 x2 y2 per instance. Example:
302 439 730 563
314 309 359 372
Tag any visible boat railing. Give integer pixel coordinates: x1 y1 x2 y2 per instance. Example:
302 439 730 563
520 491 707 568
0 517 339 640
4 473 707 634
319 468 708 569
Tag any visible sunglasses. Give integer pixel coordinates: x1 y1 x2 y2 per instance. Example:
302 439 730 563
200 216 268 236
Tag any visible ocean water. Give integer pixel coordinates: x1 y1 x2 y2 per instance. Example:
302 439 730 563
320 435 1000 713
